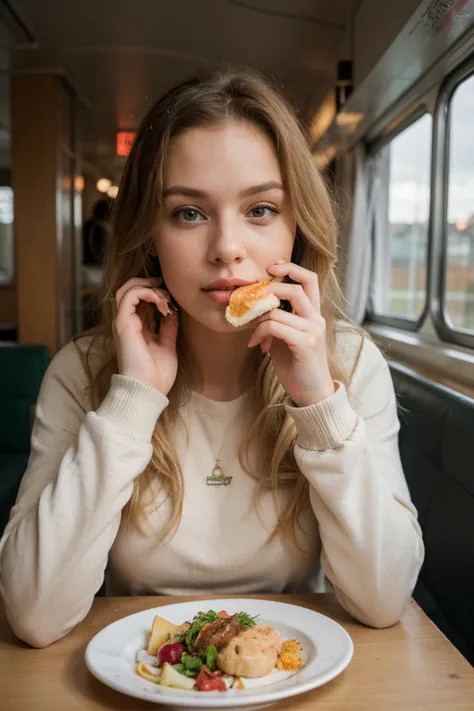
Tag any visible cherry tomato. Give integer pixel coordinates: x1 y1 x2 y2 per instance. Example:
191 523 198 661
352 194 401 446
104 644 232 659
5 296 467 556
157 643 185 666
195 667 227 692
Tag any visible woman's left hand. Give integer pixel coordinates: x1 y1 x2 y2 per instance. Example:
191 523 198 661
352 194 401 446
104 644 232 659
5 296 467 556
247 262 335 407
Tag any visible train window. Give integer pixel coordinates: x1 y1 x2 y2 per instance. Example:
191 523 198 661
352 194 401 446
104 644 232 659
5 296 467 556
0 186 14 284
372 113 432 324
444 73 474 335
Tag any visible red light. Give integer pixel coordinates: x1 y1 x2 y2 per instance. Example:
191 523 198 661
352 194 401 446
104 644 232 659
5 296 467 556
116 131 136 157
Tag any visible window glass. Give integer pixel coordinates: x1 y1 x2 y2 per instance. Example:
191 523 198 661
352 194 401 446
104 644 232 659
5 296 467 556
445 74 474 333
0 186 13 284
372 113 432 321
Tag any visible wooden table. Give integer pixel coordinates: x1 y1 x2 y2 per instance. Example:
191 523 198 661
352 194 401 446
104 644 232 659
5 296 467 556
1 594 473 710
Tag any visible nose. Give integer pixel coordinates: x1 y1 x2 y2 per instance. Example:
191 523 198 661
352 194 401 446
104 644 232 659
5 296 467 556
207 216 247 265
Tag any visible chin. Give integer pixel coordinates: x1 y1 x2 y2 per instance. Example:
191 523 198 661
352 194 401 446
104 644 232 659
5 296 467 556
183 303 252 334
205 310 251 334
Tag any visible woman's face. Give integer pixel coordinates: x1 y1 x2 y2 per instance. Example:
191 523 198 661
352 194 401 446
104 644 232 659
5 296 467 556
154 121 296 332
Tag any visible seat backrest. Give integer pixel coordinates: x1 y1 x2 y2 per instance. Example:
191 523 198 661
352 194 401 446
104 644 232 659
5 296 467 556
0 344 49 454
0 344 49 401
389 361 474 664
0 344 49 538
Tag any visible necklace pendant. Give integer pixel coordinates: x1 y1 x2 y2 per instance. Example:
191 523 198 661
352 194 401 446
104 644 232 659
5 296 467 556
206 459 233 487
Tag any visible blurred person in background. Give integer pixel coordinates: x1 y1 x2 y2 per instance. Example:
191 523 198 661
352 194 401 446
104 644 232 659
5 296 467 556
82 198 110 327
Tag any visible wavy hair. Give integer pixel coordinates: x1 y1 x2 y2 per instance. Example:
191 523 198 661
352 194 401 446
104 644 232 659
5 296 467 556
81 65 363 552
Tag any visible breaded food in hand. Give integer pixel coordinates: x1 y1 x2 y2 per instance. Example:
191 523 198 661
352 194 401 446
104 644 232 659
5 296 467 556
225 280 280 327
217 625 281 678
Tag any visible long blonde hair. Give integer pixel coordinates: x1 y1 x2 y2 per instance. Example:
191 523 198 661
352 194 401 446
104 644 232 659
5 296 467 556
81 65 363 551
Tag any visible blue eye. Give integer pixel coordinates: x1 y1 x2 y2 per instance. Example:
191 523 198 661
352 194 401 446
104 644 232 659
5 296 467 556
174 208 203 223
249 204 280 220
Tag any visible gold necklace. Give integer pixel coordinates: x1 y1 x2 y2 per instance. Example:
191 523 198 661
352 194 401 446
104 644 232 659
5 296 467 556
206 412 241 487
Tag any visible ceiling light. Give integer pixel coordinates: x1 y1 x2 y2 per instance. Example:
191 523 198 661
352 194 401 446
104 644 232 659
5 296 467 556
74 175 84 192
96 178 112 193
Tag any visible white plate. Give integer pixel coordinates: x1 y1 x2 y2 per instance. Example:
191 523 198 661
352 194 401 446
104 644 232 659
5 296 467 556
85 598 353 708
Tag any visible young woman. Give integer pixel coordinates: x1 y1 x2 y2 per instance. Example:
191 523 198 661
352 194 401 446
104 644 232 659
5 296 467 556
0 67 423 648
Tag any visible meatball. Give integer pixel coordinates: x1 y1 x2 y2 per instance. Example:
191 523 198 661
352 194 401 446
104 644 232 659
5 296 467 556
217 625 281 678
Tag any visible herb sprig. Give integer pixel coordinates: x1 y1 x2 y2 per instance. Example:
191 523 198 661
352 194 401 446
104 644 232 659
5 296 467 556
235 612 259 628
185 610 219 651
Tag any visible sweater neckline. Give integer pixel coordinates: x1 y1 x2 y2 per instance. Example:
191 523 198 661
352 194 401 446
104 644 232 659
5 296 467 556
186 387 254 416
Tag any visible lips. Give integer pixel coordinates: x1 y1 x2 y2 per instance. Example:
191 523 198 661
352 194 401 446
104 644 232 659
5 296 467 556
202 278 255 291
203 289 238 304
202 279 261 306
205 286 237 291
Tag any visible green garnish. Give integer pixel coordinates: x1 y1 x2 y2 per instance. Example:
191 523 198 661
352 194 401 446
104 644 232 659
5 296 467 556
236 612 259 628
205 645 218 671
172 665 197 677
185 610 219 651
181 652 203 676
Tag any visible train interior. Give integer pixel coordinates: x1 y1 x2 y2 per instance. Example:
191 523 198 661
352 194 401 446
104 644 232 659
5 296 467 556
0 0 472 666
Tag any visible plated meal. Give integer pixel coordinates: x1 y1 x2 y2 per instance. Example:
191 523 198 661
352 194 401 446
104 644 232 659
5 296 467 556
85 598 353 708
135 607 304 692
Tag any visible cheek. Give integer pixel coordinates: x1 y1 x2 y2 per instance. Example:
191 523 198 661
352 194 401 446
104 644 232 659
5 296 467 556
161 256 192 293
253 221 295 262
155 239 196 295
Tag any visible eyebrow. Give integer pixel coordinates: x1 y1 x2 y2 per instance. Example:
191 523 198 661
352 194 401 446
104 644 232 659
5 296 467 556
163 180 285 199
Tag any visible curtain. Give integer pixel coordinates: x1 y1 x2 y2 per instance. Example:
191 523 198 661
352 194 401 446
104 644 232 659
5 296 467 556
340 142 376 324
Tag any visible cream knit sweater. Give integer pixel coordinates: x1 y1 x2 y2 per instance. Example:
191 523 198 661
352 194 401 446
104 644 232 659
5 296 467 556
0 328 424 647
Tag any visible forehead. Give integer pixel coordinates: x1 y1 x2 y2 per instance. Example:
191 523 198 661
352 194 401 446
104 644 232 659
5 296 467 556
164 122 282 190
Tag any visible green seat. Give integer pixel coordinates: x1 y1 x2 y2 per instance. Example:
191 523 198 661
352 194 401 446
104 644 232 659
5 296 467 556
0 453 30 500
389 361 474 666
0 344 49 400
0 344 49 536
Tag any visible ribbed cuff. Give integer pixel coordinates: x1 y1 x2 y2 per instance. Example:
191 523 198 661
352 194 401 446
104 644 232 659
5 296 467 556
284 382 357 451
97 375 169 442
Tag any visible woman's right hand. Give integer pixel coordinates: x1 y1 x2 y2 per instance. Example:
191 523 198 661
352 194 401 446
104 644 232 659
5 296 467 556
113 278 179 396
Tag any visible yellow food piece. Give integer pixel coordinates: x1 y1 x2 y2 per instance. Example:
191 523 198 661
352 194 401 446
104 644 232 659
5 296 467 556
227 281 273 318
136 662 161 683
276 640 303 671
147 615 183 656
159 662 196 690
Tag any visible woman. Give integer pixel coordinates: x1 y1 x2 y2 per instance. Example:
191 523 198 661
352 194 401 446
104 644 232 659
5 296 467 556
0 67 423 648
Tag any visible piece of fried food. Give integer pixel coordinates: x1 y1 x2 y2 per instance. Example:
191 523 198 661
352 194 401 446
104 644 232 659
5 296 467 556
217 625 281 678
225 281 280 327
276 639 303 670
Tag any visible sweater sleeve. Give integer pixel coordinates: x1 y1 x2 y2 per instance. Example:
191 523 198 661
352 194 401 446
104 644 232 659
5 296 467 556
284 335 424 628
0 341 168 647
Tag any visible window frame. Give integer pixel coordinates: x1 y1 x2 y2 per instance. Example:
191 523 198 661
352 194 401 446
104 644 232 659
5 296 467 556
430 57 474 349
365 106 433 332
